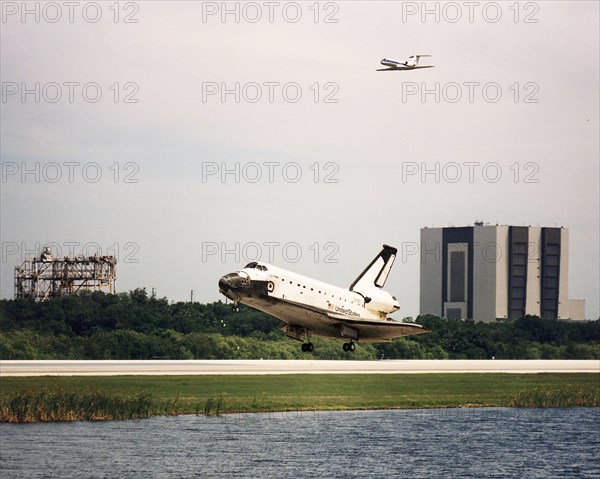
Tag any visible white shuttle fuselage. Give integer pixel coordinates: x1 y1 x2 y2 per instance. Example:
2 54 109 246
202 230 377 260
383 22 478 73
219 245 428 352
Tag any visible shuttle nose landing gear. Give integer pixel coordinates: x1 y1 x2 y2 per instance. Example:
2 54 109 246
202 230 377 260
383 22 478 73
231 302 240 313
301 342 314 352
342 342 356 352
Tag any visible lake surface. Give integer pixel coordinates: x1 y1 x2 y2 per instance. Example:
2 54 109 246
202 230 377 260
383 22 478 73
1 408 599 478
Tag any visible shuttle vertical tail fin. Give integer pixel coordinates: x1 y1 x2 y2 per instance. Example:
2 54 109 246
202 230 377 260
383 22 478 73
350 245 398 291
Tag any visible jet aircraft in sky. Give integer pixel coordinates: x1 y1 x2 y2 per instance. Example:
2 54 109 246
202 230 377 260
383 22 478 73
219 245 429 352
377 54 434 71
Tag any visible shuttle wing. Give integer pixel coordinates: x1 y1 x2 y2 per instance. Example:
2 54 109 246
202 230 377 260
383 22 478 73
255 295 427 343
326 311 428 342
335 317 428 343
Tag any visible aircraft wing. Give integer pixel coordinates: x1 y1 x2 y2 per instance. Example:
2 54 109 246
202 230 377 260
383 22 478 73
335 317 428 342
327 312 428 342
246 295 429 343
376 66 434 71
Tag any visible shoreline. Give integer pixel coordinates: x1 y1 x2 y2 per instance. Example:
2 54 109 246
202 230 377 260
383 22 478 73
1 372 598 423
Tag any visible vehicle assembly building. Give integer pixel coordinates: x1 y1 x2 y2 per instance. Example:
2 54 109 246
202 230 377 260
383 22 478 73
14 247 116 301
420 223 586 322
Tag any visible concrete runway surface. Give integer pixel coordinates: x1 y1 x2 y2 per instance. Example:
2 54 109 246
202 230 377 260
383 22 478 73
1 360 598 377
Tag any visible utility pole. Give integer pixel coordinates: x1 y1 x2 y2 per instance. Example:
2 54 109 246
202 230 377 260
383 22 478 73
190 289 195 303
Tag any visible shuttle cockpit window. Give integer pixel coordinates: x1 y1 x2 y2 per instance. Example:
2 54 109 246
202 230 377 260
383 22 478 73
244 262 268 271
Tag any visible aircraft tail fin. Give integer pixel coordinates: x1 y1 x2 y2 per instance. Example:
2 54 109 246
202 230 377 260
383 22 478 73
409 54 431 66
350 245 397 291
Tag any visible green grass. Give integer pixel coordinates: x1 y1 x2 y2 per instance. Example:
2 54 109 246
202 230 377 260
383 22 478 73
1 373 598 422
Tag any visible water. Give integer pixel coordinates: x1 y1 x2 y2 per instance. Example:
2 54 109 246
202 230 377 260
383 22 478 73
1 408 599 478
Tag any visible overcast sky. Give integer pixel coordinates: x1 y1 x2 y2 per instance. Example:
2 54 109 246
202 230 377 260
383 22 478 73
1 1 598 319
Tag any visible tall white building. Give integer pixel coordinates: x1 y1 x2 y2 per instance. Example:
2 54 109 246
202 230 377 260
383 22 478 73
419 224 586 322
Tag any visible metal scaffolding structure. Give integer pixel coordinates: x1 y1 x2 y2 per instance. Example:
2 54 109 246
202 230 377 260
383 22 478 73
14 248 117 301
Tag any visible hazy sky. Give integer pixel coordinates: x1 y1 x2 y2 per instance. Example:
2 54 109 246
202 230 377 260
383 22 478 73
1 1 599 319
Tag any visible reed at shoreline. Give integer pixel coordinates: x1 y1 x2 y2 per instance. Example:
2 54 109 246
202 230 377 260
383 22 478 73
1 373 598 423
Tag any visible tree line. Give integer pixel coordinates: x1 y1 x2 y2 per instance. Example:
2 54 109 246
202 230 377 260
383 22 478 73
1 289 598 360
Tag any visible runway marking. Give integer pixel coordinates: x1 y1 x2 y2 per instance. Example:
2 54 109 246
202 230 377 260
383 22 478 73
1 360 598 376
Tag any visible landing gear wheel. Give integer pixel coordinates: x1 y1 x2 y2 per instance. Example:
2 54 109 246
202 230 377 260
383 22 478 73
301 342 314 352
343 342 355 352
349 342 356 352
231 304 240 313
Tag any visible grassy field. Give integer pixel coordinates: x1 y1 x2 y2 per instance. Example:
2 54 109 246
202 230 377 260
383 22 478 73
1 373 599 422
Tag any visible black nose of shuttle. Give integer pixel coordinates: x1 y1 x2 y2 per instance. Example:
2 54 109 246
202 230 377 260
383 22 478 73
218 272 247 292
219 274 235 292
218 275 230 292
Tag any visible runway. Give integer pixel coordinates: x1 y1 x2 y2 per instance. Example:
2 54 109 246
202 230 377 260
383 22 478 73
1 360 598 377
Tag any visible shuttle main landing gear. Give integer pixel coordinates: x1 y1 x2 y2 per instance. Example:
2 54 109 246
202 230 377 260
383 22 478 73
301 342 314 352
342 342 356 352
231 302 240 313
